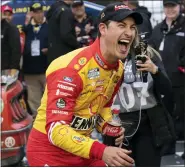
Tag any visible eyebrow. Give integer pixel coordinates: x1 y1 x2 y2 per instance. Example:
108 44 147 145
117 22 136 27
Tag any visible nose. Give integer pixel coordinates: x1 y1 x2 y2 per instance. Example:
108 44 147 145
124 27 133 38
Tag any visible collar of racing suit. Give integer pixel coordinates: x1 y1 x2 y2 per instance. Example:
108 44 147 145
91 38 119 71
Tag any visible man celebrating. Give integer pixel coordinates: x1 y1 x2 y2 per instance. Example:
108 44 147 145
26 2 143 167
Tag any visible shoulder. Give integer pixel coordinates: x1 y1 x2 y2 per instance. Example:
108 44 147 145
46 47 91 76
153 22 163 31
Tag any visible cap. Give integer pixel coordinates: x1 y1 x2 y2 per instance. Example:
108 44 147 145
72 0 84 8
163 0 181 5
31 3 42 12
1 5 13 13
99 2 143 25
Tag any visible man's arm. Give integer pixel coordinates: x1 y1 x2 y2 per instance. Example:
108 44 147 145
59 9 80 49
45 67 106 159
8 25 21 70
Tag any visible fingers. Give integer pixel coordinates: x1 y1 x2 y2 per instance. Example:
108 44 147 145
115 135 124 146
114 155 134 167
111 159 122 167
102 126 107 135
118 127 125 136
117 150 134 164
137 68 149 71
120 148 132 154
136 63 149 68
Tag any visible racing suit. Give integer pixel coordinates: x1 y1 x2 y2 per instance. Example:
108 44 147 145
26 38 124 166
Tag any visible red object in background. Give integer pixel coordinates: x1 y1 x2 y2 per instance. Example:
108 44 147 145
1 5 13 13
178 66 185 74
17 25 25 54
1 77 33 166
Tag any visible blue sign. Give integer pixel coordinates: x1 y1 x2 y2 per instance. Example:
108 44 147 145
2 0 104 26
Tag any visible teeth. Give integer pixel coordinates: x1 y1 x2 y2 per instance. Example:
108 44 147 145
119 39 129 43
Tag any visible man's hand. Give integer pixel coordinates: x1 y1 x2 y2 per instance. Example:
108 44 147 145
85 23 92 34
115 127 125 146
75 26 81 36
41 48 48 55
102 146 134 166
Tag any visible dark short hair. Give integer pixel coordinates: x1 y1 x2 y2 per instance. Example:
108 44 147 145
98 20 111 37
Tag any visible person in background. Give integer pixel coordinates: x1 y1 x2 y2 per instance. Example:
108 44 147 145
1 7 21 75
72 0 97 47
1 5 13 23
113 45 175 166
149 0 185 143
123 0 153 39
22 3 48 119
46 0 80 64
25 5 34 26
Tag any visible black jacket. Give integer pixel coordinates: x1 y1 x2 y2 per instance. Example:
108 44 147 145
1 19 21 70
149 14 185 87
46 1 80 64
148 54 176 147
134 6 153 39
119 54 175 148
22 18 48 74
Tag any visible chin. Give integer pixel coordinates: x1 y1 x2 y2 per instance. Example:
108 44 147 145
117 53 127 60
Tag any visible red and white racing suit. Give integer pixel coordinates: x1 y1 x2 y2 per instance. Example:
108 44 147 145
26 38 124 166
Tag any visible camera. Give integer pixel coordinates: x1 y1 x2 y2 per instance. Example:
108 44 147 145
134 32 149 82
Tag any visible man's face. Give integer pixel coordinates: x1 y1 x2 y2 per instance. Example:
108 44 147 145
72 5 85 17
100 17 136 61
64 0 74 5
3 11 13 23
164 4 180 20
33 10 44 23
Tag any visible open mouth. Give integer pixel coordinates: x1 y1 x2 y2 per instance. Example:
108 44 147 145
118 39 130 54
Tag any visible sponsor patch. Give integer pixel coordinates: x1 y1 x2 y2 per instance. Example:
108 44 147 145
58 127 68 136
95 54 104 67
57 84 74 91
5 137 15 148
52 110 68 115
74 64 80 70
113 75 120 83
56 99 66 109
72 135 88 144
95 86 104 92
55 89 72 96
115 4 131 11
63 76 73 82
96 80 105 85
71 116 96 130
88 68 100 79
78 57 87 66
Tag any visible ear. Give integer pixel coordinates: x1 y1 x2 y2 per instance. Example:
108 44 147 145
98 23 107 37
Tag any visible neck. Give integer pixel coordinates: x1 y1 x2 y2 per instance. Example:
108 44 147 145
166 15 179 27
100 38 118 64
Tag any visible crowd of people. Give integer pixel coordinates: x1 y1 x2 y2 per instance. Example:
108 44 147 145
1 0 185 166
